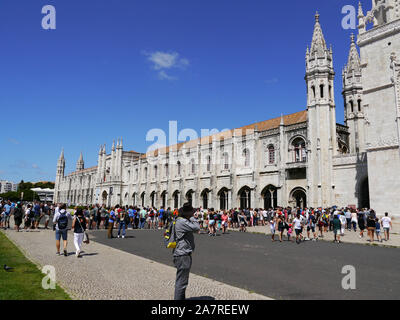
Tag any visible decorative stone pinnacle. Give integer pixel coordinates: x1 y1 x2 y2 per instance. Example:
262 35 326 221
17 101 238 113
315 11 320 22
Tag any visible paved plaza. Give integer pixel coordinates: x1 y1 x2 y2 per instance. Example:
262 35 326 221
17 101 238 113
2 222 269 300
2 218 400 300
232 219 400 248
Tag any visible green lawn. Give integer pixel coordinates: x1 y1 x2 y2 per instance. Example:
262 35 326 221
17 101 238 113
0 232 71 300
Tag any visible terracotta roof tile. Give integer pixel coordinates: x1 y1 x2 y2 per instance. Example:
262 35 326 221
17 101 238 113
140 110 307 159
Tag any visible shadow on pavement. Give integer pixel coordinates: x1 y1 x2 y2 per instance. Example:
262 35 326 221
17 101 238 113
186 296 216 301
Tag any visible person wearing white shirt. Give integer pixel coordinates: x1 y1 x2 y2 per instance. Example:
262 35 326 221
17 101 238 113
339 212 347 236
293 213 304 244
381 212 392 241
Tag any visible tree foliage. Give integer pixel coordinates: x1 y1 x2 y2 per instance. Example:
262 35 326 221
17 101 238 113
0 180 53 202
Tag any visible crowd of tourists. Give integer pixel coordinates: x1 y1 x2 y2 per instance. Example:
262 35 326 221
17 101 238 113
0 200 395 251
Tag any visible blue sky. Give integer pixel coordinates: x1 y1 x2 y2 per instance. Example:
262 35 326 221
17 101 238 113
0 0 367 183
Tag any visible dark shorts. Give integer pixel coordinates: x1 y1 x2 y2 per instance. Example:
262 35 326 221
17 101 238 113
307 226 315 233
55 229 68 241
295 229 302 236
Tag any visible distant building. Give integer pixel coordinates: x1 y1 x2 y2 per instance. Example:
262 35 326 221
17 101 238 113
31 188 54 202
0 180 18 194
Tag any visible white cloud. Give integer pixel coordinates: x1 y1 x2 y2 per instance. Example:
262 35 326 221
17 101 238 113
158 70 177 81
8 138 20 145
143 51 190 80
265 78 279 84
32 164 39 169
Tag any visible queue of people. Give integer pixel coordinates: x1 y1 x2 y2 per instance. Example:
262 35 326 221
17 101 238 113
0 200 395 247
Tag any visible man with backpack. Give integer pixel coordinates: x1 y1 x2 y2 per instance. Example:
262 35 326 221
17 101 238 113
53 204 72 256
168 203 200 300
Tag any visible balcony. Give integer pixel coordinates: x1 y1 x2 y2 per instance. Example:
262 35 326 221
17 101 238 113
286 161 308 170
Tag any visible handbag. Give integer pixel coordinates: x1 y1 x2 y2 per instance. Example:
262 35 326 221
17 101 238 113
76 215 90 244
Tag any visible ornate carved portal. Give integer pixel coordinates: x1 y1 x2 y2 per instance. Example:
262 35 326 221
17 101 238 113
390 53 400 155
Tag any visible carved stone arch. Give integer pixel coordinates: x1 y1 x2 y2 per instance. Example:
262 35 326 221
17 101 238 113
261 185 278 209
200 189 210 209
237 186 252 210
172 190 180 209
289 187 307 209
217 187 229 210
288 134 307 147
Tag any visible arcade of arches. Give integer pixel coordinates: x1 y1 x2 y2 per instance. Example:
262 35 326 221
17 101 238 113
118 186 309 210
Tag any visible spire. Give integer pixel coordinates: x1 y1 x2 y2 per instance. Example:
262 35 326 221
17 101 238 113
112 140 115 152
345 33 361 74
358 1 364 18
280 113 284 126
59 148 64 160
76 152 84 171
310 11 328 57
120 137 123 149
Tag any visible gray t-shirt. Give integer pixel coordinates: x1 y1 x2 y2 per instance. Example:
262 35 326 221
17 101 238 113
52 209 72 230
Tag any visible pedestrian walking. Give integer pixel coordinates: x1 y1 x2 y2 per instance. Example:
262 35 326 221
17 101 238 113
13 202 24 232
72 208 88 257
375 218 383 243
381 212 392 241
367 210 377 242
53 204 72 256
108 207 117 239
293 213 304 244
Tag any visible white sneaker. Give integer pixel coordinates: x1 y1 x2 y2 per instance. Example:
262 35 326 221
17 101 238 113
122 236 125 239
305 237 310 241
117 235 120 238
76 250 80 258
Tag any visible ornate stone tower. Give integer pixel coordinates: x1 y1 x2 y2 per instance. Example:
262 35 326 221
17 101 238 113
305 13 337 208
76 152 84 171
97 145 105 183
357 1 400 215
342 34 366 154
55 148 65 203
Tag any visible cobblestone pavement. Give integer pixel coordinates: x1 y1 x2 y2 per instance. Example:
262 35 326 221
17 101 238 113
231 218 400 248
2 224 270 300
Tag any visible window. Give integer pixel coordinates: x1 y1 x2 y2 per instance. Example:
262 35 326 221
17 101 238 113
177 161 181 175
144 167 148 179
350 100 354 113
311 86 316 98
206 156 211 172
191 159 196 174
165 164 169 177
268 145 275 164
154 166 158 179
223 153 229 170
320 84 324 98
243 149 250 167
358 99 362 112
292 138 306 162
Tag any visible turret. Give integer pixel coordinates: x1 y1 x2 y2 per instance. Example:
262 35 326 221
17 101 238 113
305 13 337 208
76 152 84 171
55 148 66 203
342 34 365 154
